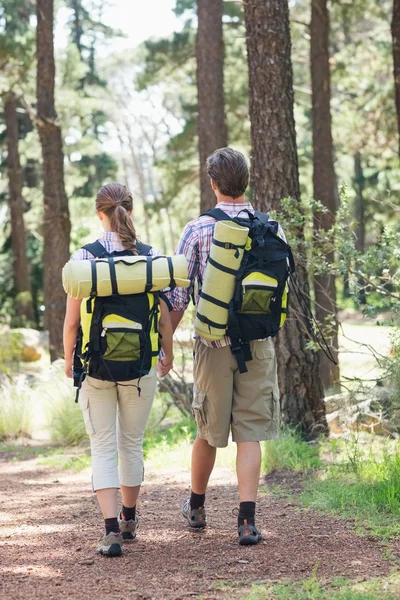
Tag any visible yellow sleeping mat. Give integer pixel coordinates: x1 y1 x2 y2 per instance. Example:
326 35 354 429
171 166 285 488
194 220 249 341
63 254 190 299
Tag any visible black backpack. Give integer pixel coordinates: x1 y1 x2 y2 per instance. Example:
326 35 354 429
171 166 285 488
73 240 161 400
199 208 295 373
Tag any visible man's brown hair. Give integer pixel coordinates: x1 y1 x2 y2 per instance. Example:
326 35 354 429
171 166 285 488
206 147 249 199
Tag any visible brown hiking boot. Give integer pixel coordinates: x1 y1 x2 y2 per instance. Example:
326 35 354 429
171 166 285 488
182 495 207 528
96 532 123 556
238 520 262 546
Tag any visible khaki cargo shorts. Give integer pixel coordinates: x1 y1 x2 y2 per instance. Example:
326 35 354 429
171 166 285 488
192 338 280 448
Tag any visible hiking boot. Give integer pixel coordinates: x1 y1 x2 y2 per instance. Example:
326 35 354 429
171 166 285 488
96 532 123 556
182 495 207 529
238 520 262 546
118 512 138 541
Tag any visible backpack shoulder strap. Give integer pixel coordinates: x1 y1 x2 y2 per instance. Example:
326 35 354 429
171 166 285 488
82 241 109 258
200 208 234 222
136 241 153 256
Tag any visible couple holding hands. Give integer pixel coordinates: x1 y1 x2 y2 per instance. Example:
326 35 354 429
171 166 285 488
63 147 281 557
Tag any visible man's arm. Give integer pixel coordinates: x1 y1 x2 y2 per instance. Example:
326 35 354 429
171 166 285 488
170 310 185 334
166 222 199 325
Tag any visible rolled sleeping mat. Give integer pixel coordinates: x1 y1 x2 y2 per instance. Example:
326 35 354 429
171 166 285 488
194 220 249 341
62 254 190 299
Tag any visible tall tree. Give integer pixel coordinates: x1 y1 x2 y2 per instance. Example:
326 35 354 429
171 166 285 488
392 0 400 155
196 0 228 212
244 0 327 438
4 92 34 323
36 0 71 360
311 0 340 391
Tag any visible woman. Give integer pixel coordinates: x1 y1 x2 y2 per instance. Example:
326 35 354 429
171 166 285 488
63 183 173 557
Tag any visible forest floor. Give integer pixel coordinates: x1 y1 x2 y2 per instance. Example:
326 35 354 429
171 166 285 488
1 443 399 600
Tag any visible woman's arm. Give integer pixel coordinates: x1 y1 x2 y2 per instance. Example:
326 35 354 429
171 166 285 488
158 297 174 376
63 296 82 378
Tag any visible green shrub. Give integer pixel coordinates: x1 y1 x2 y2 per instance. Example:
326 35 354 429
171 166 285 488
263 428 322 475
40 362 87 445
0 377 33 440
0 329 24 373
143 417 196 457
301 440 400 537
47 392 87 445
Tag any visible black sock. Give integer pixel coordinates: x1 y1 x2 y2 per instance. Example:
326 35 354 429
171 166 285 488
104 517 120 535
238 501 256 527
121 505 136 521
190 491 205 510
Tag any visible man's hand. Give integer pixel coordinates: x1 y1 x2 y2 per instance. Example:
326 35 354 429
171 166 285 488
65 358 73 379
156 355 173 377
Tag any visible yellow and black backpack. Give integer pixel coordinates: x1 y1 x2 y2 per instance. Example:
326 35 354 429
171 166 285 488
73 241 161 400
200 208 295 373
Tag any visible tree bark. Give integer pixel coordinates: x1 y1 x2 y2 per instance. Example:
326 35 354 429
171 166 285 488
311 0 340 392
196 0 228 212
244 0 327 438
392 0 400 156
37 0 71 361
354 151 367 305
4 92 34 323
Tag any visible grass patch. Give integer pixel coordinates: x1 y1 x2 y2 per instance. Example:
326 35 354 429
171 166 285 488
300 443 400 538
38 450 91 472
0 377 34 440
143 416 197 457
263 429 322 475
243 571 400 600
47 393 88 445
262 430 400 539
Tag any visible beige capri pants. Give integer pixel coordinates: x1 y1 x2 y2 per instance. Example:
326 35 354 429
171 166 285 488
79 369 157 491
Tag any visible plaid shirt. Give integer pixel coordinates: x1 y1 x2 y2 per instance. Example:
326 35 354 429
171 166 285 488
70 231 156 261
167 201 286 348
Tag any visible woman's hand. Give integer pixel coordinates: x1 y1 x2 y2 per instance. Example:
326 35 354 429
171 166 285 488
65 358 73 379
156 355 173 377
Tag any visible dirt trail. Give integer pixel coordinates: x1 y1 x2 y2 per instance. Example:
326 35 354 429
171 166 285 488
0 447 393 600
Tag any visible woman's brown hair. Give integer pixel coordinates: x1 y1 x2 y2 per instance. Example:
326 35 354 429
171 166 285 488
95 183 138 255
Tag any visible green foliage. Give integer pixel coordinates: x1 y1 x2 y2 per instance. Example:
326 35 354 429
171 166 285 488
47 393 87 446
0 376 33 440
263 429 322 475
301 440 400 538
38 450 91 472
245 575 399 600
143 416 196 458
0 329 24 373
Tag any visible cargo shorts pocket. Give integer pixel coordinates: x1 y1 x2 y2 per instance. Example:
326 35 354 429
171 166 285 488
253 341 274 361
79 394 95 436
192 385 207 430
269 387 280 436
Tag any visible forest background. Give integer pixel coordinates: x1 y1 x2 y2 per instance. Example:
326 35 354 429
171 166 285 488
1 1 400 597
1 0 400 442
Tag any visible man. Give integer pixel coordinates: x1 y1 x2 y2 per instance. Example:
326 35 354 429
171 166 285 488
167 148 280 546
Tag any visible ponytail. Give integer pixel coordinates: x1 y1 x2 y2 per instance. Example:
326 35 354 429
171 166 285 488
95 183 138 255
110 205 138 254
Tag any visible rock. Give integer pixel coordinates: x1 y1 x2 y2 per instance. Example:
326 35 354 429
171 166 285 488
80 558 94 565
13 328 43 362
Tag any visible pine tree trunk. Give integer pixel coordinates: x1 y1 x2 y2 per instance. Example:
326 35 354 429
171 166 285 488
244 0 327 438
311 0 340 392
196 0 228 212
4 92 34 323
354 152 367 305
392 0 400 156
37 0 71 361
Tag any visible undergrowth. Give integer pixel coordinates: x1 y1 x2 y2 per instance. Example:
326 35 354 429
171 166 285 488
263 428 322 474
0 377 34 440
244 570 400 600
264 430 400 539
300 440 400 538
